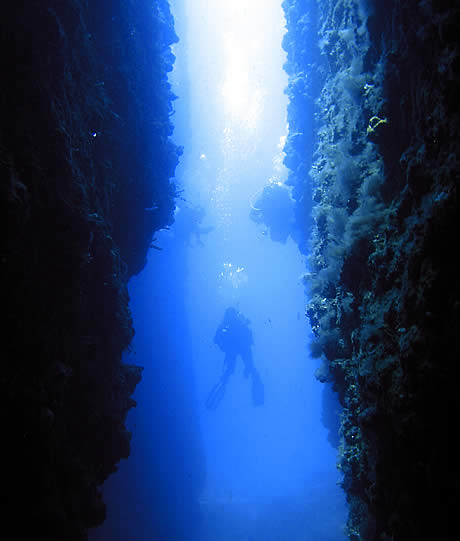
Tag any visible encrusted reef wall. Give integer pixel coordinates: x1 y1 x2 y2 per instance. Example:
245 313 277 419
283 0 458 539
1 1 180 539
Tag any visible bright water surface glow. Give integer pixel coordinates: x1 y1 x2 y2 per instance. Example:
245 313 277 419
169 3 347 538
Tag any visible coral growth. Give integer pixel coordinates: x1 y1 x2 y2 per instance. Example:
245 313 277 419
282 0 458 538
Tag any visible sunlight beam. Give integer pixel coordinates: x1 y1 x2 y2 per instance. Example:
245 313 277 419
213 0 284 133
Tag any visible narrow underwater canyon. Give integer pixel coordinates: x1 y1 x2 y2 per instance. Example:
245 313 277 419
2 1 457 540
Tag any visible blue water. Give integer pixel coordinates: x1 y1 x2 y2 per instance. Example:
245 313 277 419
91 1 347 539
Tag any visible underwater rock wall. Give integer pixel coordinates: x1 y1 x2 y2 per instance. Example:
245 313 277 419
1 1 180 539
283 0 458 538
282 0 322 255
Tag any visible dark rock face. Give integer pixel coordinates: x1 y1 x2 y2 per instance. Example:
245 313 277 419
1 1 179 539
282 0 458 539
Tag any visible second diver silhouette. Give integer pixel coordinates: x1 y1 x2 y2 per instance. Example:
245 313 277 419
206 307 264 410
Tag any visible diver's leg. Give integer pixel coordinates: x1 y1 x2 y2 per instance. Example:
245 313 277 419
222 352 236 383
195 232 204 247
241 348 255 378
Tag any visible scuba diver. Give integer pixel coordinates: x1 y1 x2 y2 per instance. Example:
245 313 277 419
173 204 214 246
250 180 295 243
205 307 264 410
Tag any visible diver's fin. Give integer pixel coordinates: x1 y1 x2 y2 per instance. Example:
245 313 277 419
205 379 226 410
251 371 264 406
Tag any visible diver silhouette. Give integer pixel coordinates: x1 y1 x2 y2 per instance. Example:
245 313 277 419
173 204 214 246
205 307 264 410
